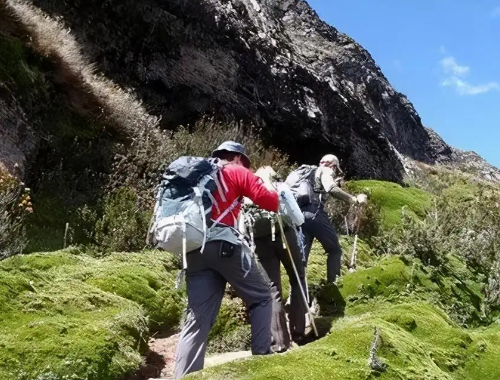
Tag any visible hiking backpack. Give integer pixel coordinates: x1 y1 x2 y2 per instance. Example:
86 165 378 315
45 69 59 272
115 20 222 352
242 204 280 240
285 165 320 207
241 182 305 240
147 156 240 268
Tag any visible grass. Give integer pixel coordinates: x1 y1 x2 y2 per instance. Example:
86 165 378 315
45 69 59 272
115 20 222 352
0 249 184 380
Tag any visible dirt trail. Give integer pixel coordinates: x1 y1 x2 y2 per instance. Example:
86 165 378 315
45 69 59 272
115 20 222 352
129 301 326 380
128 332 254 380
124 332 179 380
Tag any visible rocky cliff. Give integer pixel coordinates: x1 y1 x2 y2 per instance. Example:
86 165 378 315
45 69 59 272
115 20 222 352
1 0 498 183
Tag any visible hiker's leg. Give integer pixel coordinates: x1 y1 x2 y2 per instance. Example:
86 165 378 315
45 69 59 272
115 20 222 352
212 242 273 355
313 210 343 283
173 246 226 379
255 236 291 351
277 228 307 337
255 236 282 294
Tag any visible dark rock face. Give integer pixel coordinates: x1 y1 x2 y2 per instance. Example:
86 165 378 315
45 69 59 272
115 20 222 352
2 0 496 182
423 127 500 181
0 88 37 178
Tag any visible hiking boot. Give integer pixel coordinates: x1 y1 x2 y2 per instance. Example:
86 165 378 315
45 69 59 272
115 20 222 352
315 281 346 316
291 333 308 346
270 344 289 354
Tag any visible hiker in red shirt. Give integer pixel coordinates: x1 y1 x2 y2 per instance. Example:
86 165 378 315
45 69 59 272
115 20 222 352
173 141 279 379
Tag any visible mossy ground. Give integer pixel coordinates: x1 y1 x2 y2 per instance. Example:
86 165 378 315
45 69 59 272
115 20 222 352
188 256 497 380
0 249 184 380
1 245 494 380
346 180 433 229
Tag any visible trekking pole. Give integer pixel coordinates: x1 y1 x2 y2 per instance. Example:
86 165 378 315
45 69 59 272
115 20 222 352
348 203 364 273
295 227 310 304
348 234 358 273
277 215 318 338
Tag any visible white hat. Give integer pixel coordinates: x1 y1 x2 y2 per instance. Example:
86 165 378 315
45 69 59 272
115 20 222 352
319 154 339 166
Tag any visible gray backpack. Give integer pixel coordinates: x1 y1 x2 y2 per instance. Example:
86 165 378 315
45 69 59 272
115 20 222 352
147 156 239 266
285 165 319 207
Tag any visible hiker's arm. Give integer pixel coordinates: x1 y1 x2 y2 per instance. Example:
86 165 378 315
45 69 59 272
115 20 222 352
238 167 279 212
320 167 356 204
329 186 357 203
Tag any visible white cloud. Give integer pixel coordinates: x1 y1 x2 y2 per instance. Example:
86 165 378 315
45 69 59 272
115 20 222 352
440 56 469 76
491 7 500 17
439 50 499 96
441 77 499 95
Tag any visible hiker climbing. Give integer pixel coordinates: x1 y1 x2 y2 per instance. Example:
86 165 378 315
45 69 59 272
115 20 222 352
240 166 311 349
285 154 367 284
151 141 280 379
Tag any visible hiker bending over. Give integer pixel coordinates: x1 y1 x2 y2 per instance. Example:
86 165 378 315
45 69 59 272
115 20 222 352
286 154 366 283
241 166 309 349
173 141 279 379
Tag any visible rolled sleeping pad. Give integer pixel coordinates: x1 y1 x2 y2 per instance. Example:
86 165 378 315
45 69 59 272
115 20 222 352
277 182 305 226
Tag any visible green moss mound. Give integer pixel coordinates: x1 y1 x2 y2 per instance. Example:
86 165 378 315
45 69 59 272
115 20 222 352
347 180 433 230
196 245 492 380
0 241 494 380
0 249 184 380
464 325 500 379
189 301 499 380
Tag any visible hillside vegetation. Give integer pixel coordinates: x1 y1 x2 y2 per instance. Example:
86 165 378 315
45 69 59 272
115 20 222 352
2 167 500 379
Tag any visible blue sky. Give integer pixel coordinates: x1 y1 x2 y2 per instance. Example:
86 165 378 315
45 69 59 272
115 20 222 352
306 0 500 168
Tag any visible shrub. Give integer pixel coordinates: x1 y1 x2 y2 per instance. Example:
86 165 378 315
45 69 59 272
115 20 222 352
324 196 382 241
93 187 151 253
372 182 500 323
383 183 500 270
406 161 487 196
0 170 31 259
110 116 293 206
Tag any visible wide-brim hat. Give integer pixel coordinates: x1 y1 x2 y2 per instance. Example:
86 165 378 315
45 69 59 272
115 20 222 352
212 141 251 168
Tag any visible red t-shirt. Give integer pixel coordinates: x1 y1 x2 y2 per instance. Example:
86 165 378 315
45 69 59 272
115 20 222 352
211 163 279 226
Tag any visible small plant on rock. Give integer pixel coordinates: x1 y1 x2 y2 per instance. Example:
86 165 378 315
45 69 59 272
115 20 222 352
0 170 32 259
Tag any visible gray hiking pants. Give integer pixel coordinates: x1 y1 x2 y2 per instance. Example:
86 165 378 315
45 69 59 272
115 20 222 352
301 204 342 283
255 227 307 343
173 240 273 379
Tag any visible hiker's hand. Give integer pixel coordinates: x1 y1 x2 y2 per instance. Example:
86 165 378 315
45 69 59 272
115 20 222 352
355 194 367 204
